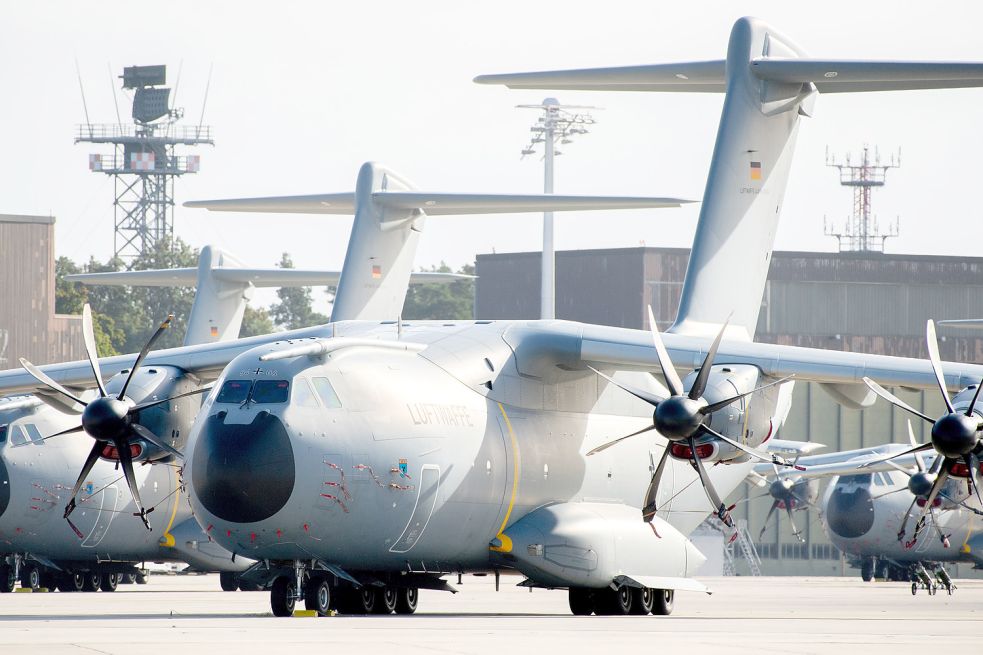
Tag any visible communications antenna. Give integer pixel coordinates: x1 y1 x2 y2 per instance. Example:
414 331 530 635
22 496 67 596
823 145 900 253
76 65 214 260
518 98 598 319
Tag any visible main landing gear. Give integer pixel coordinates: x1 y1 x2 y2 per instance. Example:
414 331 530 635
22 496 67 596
568 584 674 616
266 561 420 617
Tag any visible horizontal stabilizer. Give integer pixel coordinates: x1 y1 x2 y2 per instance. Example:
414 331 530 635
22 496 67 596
476 58 983 94
185 192 692 215
764 439 826 457
66 269 472 288
938 319 983 329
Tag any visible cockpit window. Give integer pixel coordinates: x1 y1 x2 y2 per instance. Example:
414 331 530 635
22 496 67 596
312 377 341 409
293 378 319 408
216 380 252 404
0 425 7 444
8 425 28 447
24 423 44 446
252 380 290 404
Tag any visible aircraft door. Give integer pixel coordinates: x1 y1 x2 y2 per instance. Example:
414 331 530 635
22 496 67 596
81 483 120 548
389 464 440 553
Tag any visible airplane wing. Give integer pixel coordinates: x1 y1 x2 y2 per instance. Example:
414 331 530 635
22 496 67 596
185 192 692 215
67 268 473 287
751 444 928 479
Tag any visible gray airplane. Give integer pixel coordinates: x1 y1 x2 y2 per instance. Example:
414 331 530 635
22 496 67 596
1 168 678 594
4 17 983 617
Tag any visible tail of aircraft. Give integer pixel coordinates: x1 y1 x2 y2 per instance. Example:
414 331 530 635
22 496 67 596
476 16 983 340
186 161 691 321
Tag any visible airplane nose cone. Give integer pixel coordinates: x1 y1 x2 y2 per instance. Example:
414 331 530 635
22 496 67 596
0 455 9 518
826 481 874 539
191 410 295 523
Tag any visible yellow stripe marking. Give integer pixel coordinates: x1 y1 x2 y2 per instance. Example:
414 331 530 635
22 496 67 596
160 466 181 548
490 403 520 553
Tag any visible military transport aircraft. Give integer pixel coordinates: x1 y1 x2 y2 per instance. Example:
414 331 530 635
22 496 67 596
1 168 679 594
4 17 983 617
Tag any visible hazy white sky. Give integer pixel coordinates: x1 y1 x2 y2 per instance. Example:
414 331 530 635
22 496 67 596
3 1 983 312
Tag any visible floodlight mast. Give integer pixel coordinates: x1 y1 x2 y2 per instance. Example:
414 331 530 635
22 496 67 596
518 98 598 319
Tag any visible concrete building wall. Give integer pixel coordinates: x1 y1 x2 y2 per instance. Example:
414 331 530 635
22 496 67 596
0 214 84 370
475 247 983 577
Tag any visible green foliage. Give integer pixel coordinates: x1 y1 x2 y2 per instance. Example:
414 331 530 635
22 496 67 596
55 256 87 315
268 253 329 330
402 262 475 320
240 305 275 337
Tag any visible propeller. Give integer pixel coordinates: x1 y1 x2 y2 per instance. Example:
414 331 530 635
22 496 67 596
757 469 814 543
861 320 983 546
588 306 797 526
18 304 201 532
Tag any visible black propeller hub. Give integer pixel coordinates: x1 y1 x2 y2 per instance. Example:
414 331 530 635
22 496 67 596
769 478 794 502
908 471 936 498
654 396 707 441
931 413 980 460
81 397 131 442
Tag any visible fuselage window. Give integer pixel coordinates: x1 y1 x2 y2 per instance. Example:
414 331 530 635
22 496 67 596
312 377 341 409
216 380 252 404
8 425 28 446
252 380 290 404
293 378 319 408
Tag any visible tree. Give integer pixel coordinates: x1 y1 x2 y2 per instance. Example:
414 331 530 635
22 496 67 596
402 262 474 320
268 253 329 329
240 305 275 337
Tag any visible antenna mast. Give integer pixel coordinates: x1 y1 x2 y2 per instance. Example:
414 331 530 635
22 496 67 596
823 145 900 253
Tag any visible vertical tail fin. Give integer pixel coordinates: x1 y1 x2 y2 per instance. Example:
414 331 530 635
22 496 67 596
476 15 983 340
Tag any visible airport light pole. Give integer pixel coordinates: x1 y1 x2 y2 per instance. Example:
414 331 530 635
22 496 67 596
518 98 597 319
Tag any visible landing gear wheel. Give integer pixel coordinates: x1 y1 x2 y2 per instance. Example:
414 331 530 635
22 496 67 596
355 587 377 613
20 565 41 590
58 573 85 592
597 586 633 615
947 585 954 596
395 587 418 615
270 576 296 617
135 572 148 585
220 571 239 592
875 560 888 580
631 587 655 615
651 589 674 616
861 558 874 582
100 573 119 592
911 582 918 595
82 572 102 592
40 571 57 590
374 587 398 614
568 587 595 616
305 578 332 617
238 580 261 592
0 564 15 593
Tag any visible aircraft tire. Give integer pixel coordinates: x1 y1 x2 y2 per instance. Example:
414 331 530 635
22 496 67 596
305 577 332 616
568 588 595 616
0 564 15 593
20 565 41 590
394 587 418 615
631 587 655 615
860 558 874 582
39 571 57 590
911 583 917 595
82 572 102 592
356 587 377 613
58 573 85 593
135 573 148 585
219 571 239 592
651 589 674 616
100 573 119 592
270 576 296 617
597 586 633 615
238 580 261 592
373 587 398 614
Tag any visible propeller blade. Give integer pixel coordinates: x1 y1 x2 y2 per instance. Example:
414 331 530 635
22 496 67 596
646 305 683 396
925 320 955 414
641 447 671 522
588 366 663 408
689 318 729 401
586 424 657 456
116 437 151 530
130 423 183 460
688 436 728 521
859 441 935 469
701 425 804 470
131 385 211 412
13 423 86 448
862 377 935 424
913 465 951 541
64 440 105 520
18 358 88 407
896 495 919 542
118 313 173 400
871 487 908 500
906 420 926 473
965 452 983 508
966 377 983 418
700 375 795 415
81 304 108 398
785 505 804 543
759 500 779 541
884 459 915 478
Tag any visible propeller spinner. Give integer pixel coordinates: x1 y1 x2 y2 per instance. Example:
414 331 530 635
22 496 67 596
588 306 797 527
861 320 983 546
18 304 201 533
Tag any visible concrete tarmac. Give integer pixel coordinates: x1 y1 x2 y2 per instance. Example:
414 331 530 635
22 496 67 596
1 574 980 654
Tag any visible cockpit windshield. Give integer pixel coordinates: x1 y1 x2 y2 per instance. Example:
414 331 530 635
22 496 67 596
252 380 290 403
216 380 252 404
